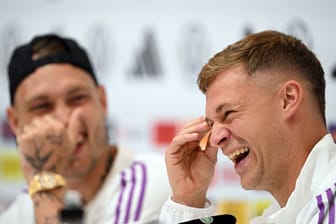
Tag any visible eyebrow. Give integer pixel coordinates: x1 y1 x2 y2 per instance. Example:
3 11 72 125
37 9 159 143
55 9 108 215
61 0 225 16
25 95 49 107
66 86 89 95
215 103 229 114
205 102 230 125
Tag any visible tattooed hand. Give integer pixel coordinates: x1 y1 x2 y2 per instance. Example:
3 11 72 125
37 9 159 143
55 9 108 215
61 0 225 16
16 108 84 184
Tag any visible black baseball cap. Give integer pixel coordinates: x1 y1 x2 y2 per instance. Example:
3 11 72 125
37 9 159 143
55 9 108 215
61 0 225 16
7 33 98 105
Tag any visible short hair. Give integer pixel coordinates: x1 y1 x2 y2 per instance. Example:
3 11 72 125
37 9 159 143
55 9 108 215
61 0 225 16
198 30 326 122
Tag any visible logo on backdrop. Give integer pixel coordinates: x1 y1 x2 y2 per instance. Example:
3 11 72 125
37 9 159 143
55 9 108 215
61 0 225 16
130 29 162 78
243 24 255 37
332 64 336 80
287 18 313 49
177 22 211 84
87 24 113 81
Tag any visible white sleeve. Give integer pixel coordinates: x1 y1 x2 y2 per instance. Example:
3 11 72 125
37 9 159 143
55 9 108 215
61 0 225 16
0 193 34 224
159 197 216 224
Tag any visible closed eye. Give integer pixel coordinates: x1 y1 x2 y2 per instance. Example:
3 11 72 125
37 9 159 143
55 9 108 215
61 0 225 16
29 103 52 114
223 110 235 122
68 94 89 106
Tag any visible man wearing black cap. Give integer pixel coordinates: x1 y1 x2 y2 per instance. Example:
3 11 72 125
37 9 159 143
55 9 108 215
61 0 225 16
0 34 171 223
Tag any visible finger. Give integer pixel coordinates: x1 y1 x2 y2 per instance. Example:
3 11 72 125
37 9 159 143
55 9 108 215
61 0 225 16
168 132 200 155
172 132 200 147
204 145 219 162
178 120 209 136
43 115 67 148
30 116 45 128
67 108 85 147
44 114 66 130
179 116 205 130
17 124 37 148
31 117 52 139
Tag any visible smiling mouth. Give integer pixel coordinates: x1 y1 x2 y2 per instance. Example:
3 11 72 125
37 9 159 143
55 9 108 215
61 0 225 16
74 132 88 154
228 148 250 164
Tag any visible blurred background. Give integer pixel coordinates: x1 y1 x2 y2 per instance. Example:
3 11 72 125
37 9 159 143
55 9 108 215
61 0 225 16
0 0 336 223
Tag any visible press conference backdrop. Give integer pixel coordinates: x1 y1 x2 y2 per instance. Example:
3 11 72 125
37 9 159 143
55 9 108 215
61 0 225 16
1 0 336 222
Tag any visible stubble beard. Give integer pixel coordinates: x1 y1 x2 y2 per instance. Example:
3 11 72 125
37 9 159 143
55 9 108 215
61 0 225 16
66 123 109 180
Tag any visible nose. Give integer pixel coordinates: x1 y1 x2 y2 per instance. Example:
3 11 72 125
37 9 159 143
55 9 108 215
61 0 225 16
54 103 72 125
209 122 230 148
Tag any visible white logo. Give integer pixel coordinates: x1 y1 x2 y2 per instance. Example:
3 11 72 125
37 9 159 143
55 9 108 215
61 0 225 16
200 216 214 224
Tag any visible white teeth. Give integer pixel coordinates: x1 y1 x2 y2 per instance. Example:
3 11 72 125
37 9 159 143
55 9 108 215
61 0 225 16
77 133 86 144
228 148 249 161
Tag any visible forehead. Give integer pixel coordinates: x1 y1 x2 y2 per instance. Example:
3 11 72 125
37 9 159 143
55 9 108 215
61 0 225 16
205 66 257 114
14 63 95 102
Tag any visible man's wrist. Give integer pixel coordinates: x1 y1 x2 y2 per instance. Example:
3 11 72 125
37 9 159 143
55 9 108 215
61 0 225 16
172 194 206 208
29 171 67 198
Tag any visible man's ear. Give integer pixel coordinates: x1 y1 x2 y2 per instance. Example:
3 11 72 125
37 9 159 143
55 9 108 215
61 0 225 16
280 80 302 120
6 106 19 136
97 85 107 115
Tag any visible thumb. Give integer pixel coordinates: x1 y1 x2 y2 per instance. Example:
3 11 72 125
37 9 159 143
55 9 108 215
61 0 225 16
67 108 85 148
205 145 219 163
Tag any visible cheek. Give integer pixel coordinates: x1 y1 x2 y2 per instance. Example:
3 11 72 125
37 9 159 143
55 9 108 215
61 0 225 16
82 105 105 129
81 105 108 147
17 115 33 129
90 117 108 146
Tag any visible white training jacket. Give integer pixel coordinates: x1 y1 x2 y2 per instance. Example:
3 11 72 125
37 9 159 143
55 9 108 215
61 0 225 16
159 134 336 224
0 148 171 224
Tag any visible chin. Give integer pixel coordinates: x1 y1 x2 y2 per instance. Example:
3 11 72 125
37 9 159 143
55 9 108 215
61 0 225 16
65 164 89 178
65 170 88 181
240 177 258 190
